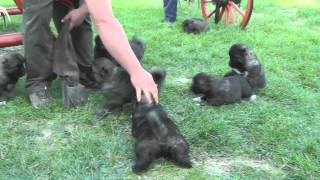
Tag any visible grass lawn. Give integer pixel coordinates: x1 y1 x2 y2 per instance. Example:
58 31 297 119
0 0 319 179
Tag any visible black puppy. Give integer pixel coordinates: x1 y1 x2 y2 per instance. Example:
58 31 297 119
132 68 192 173
92 57 133 118
224 43 266 92
191 72 253 106
0 53 25 103
182 18 209 34
94 35 145 63
92 57 155 119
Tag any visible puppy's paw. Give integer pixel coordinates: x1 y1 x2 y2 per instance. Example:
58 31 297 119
192 96 202 102
174 159 192 168
179 161 192 168
94 108 111 120
132 164 148 174
250 95 257 101
0 101 6 106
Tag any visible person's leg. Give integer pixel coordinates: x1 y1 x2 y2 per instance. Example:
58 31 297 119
52 2 89 107
52 2 79 86
163 0 178 22
22 0 55 108
71 0 96 88
53 0 95 89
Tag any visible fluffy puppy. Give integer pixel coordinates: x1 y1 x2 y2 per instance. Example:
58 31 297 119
0 53 25 103
94 35 145 63
92 57 155 119
132 68 192 173
92 57 133 118
182 18 209 34
224 43 266 92
191 72 253 106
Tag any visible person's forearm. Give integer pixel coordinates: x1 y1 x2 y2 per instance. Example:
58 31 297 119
79 1 89 14
85 0 143 76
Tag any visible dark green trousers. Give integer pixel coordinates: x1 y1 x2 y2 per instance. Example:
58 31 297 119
22 0 93 93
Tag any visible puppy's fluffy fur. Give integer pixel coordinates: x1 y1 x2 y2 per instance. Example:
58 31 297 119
92 57 134 118
94 35 145 63
0 53 25 102
92 36 145 118
182 18 209 34
191 72 253 106
224 43 266 92
132 68 192 173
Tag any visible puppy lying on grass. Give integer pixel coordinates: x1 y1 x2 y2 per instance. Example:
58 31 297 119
182 18 209 34
132 67 192 173
191 72 253 106
0 53 25 104
224 43 266 93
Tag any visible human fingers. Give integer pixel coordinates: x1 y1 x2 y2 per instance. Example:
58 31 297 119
135 87 142 102
61 13 70 23
142 89 152 104
151 85 159 103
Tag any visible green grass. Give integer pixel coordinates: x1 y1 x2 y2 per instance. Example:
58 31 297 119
1 0 320 179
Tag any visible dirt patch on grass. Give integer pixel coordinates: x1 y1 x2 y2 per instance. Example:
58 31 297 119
193 152 284 177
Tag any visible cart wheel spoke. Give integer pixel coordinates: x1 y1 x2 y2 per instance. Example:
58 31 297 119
208 9 216 18
228 5 237 25
224 6 229 25
201 0 253 28
229 1 245 17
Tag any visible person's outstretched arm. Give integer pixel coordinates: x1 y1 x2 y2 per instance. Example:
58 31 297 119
79 0 158 103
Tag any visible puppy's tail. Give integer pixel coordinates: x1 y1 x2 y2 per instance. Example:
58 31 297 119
149 67 166 92
146 109 168 139
130 36 145 50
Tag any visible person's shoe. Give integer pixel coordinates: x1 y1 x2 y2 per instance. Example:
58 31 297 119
29 86 52 108
62 81 88 108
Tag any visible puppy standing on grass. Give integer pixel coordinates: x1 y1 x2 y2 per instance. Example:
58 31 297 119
132 67 192 173
191 72 253 106
92 36 146 118
182 18 209 34
0 53 25 104
224 43 266 93
92 57 135 118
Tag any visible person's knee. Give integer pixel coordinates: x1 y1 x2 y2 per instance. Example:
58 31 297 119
23 1 53 31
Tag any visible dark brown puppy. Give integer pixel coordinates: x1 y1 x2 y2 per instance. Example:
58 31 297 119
224 43 266 93
92 56 156 119
132 68 192 173
182 18 209 34
92 57 134 118
94 35 145 64
191 72 253 106
0 53 25 103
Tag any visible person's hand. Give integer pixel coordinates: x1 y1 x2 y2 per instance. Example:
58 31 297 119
130 69 158 104
62 8 87 29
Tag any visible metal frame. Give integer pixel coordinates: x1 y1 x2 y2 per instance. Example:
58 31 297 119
0 0 23 48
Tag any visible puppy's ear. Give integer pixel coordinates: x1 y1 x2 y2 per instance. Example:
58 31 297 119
92 63 104 83
2 58 9 67
149 67 166 92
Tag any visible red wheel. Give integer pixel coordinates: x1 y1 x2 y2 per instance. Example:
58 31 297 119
201 0 253 28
